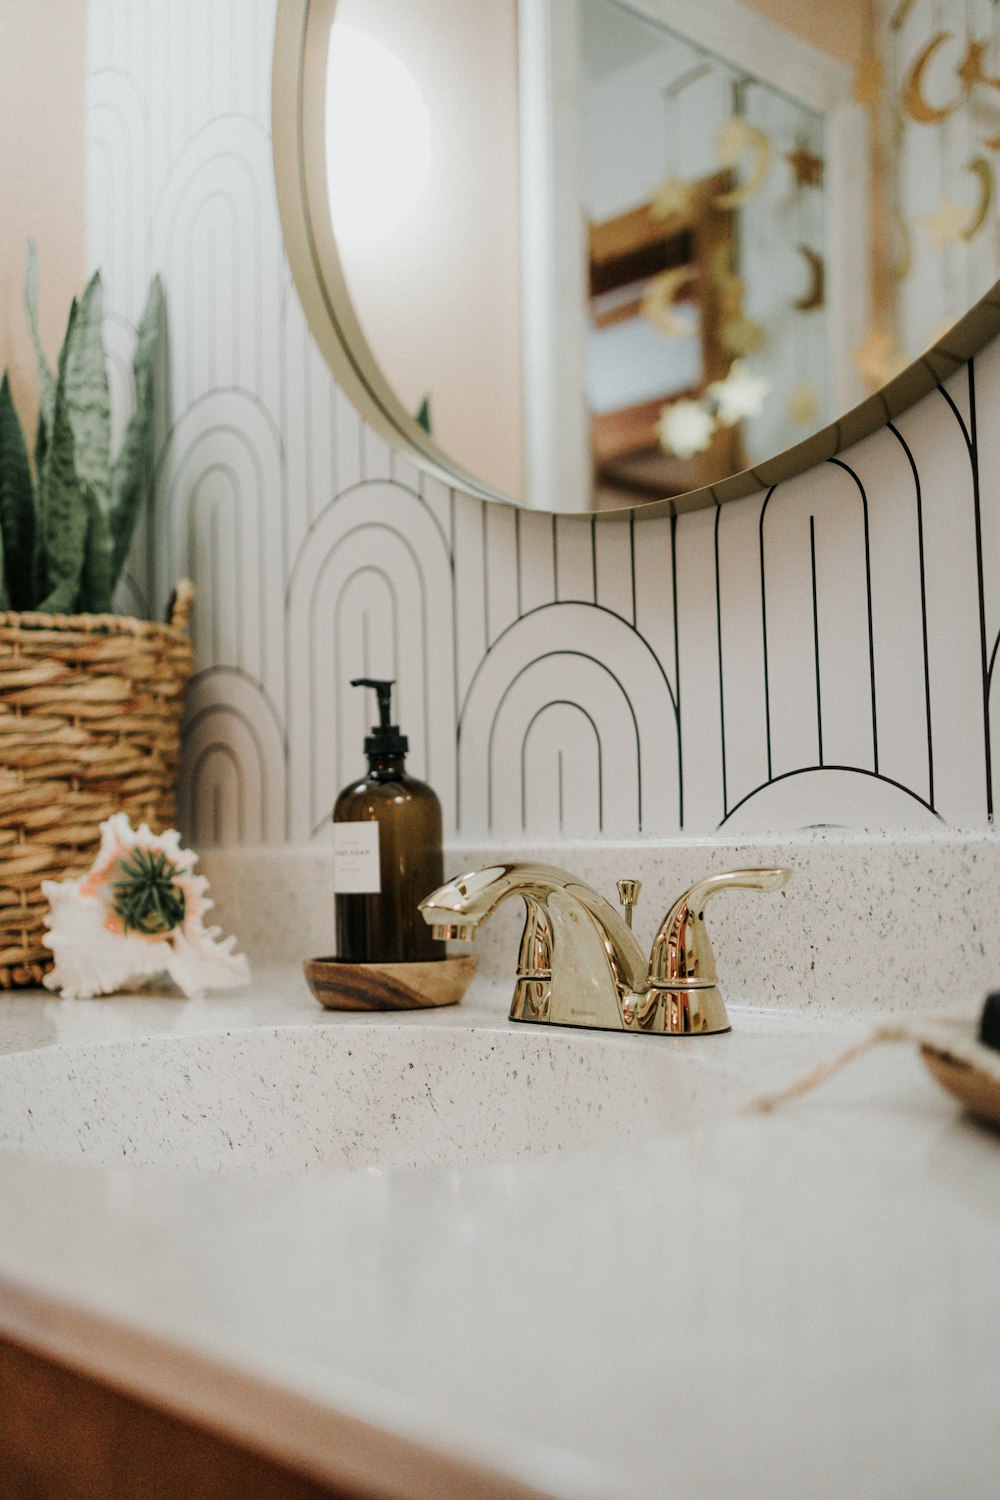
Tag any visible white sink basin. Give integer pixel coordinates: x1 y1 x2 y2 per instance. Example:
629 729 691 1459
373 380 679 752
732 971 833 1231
0 1022 740 1173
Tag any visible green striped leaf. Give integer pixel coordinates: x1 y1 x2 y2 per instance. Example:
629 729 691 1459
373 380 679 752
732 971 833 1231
0 374 36 610
64 270 111 511
79 480 115 615
110 275 163 586
0 507 9 612
24 240 55 450
36 304 87 615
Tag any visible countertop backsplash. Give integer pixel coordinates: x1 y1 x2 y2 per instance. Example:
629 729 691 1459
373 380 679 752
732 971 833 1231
202 829 1000 1017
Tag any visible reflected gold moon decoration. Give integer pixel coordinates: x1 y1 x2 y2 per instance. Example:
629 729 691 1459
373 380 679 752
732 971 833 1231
641 267 698 337
903 33 961 124
713 117 772 209
794 244 825 311
962 155 994 240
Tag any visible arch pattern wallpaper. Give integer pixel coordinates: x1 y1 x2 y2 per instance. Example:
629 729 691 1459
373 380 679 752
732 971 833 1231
88 0 1000 846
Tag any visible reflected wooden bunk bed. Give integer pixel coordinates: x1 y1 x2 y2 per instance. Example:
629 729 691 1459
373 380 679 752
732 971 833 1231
588 170 742 508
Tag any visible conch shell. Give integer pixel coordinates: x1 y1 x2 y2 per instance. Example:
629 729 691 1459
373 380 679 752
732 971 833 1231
42 814 250 999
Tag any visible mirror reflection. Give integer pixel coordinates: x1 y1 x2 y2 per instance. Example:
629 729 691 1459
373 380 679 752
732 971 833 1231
325 0 1000 510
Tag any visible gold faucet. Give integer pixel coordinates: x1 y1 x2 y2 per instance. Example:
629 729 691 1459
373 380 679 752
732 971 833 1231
419 863 791 1035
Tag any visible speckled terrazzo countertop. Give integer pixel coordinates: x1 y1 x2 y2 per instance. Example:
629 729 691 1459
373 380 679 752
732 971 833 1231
0 965 997 1500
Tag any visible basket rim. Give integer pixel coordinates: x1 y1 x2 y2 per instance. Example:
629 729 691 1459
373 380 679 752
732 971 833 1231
0 581 194 640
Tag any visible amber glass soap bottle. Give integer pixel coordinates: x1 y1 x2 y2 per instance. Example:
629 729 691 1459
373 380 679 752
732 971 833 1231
332 678 444 963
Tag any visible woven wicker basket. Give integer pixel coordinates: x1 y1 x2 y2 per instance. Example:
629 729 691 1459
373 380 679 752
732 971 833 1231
0 581 195 987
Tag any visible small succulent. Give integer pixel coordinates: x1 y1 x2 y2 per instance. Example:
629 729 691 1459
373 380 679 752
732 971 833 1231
0 243 163 616
111 846 187 936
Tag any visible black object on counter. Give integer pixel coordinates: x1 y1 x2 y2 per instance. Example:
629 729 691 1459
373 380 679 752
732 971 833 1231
332 678 444 965
978 993 1000 1051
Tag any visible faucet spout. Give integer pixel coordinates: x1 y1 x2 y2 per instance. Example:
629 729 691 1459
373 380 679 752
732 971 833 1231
419 863 647 1029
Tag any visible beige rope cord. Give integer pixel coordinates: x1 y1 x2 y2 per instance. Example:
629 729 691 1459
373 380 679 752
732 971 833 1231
0 581 194 987
744 1013 1000 1128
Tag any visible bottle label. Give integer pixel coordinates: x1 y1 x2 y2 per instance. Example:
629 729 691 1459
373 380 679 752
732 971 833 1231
333 821 382 894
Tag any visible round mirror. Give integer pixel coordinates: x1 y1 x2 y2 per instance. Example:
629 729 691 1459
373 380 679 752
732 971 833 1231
274 0 1000 515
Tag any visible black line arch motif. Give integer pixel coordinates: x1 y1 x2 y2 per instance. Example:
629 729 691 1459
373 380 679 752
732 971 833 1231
90 3 1000 844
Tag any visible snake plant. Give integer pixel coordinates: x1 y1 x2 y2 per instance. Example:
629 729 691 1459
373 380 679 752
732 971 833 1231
0 244 164 615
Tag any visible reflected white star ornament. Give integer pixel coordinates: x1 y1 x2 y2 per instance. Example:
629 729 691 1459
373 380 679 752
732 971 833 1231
707 361 771 426
657 398 715 459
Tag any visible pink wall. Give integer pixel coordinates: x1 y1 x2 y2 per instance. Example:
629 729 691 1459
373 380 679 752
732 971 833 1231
0 0 86 448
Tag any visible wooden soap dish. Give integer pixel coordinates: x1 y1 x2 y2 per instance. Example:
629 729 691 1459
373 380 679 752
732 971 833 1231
920 1043 1000 1129
303 955 477 1012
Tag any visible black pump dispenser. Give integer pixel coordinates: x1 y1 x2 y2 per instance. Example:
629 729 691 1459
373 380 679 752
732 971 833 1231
351 677 408 757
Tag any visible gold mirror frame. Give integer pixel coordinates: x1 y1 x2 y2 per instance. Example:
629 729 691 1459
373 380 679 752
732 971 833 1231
272 0 1000 519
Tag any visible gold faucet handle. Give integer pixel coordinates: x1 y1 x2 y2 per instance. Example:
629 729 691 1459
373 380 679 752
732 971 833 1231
648 867 791 986
616 878 642 930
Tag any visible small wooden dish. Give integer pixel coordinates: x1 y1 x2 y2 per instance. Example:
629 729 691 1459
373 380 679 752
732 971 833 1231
303 955 477 1012
920 1043 1000 1130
